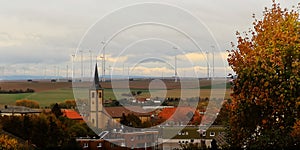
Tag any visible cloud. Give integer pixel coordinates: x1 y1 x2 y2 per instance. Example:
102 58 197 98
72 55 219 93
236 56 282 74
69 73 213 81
0 0 294 77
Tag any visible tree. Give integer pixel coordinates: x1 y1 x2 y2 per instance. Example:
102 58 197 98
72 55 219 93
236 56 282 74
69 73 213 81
15 99 39 108
291 120 300 146
31 114 49 148
51 103 63 118
0 134 19 150
120 113 142 128
227 2 300 149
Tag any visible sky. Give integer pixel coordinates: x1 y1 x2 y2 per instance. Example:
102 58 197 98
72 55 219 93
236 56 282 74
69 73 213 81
0 0 298 79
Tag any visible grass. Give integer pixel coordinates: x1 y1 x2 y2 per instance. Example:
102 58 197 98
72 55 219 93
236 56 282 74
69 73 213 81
0 93 32 105
0 88 74 107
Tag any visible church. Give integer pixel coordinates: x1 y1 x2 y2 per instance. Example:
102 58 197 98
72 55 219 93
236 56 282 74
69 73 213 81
89 64 111 130
88 64 152 130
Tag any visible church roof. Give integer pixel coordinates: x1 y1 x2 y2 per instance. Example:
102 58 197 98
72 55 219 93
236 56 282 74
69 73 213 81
92 63 102 89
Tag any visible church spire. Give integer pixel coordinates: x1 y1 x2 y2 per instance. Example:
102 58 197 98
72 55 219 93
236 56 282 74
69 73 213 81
93 63 101 89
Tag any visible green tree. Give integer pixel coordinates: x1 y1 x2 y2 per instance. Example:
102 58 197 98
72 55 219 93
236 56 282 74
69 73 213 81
227 2 300 149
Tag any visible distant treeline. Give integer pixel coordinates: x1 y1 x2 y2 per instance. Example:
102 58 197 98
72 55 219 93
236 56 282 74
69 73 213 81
0 87 35 94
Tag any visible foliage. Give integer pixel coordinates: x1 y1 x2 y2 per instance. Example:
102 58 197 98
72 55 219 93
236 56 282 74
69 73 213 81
51 103 63 118
291 120 300 145
120 113 142 128
0 88 34 94
50 99 77 109
60 99 76 109
174 142 209 150
15 99 40 108
213 100 230 126
0 113 95 149
0 134 18 150
227 2 300 149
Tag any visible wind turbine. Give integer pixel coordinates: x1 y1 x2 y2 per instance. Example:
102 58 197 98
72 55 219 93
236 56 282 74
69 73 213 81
173 46 178 82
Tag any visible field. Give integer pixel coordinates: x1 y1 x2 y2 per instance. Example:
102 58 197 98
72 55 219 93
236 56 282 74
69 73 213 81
0 79 231 107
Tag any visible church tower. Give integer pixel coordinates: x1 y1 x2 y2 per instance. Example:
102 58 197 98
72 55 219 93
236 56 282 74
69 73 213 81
89 63 108 129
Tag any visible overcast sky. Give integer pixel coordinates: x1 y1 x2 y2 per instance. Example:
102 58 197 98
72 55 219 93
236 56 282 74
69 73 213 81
0 0 297 79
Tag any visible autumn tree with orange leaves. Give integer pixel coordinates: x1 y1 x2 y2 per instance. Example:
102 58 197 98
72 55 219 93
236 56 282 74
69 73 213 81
227 2 300 149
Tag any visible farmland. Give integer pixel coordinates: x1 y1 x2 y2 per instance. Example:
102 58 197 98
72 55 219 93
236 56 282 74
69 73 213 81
0 79 231 107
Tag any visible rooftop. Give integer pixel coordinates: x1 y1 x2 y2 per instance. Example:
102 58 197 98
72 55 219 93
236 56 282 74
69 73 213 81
63 109 83 120
104 106 153 118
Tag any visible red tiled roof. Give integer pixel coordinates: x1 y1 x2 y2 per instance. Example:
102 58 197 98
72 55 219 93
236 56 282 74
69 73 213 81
158 107 201 123
63 109 83 120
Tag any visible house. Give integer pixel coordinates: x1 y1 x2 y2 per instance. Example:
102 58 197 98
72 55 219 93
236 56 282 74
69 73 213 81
105 106 152 124
161 125 225 150
158 107 201 125
62 109 84 122
0 105 42 116
77 130 160 150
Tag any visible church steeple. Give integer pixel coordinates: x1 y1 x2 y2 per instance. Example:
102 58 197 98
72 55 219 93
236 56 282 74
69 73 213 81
93 63 101 89
89 63 105 129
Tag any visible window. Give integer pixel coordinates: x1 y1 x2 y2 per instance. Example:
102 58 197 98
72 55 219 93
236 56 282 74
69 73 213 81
210 132 215 137
83 143 88 148
121 142 126 147
138 135 144 140
99 92 102 98
110 143 115 148
146 134 152 139
91 92 95 98
97 143 102 148
202 131 206 137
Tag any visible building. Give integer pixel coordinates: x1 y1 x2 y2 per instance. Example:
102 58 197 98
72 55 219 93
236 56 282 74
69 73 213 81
105 106 152 124
62 109 84 122
161 125 225 150
158 107 201 125
89 64 111 129
88 64 153 130
0 105 42 116
77 130 160 150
